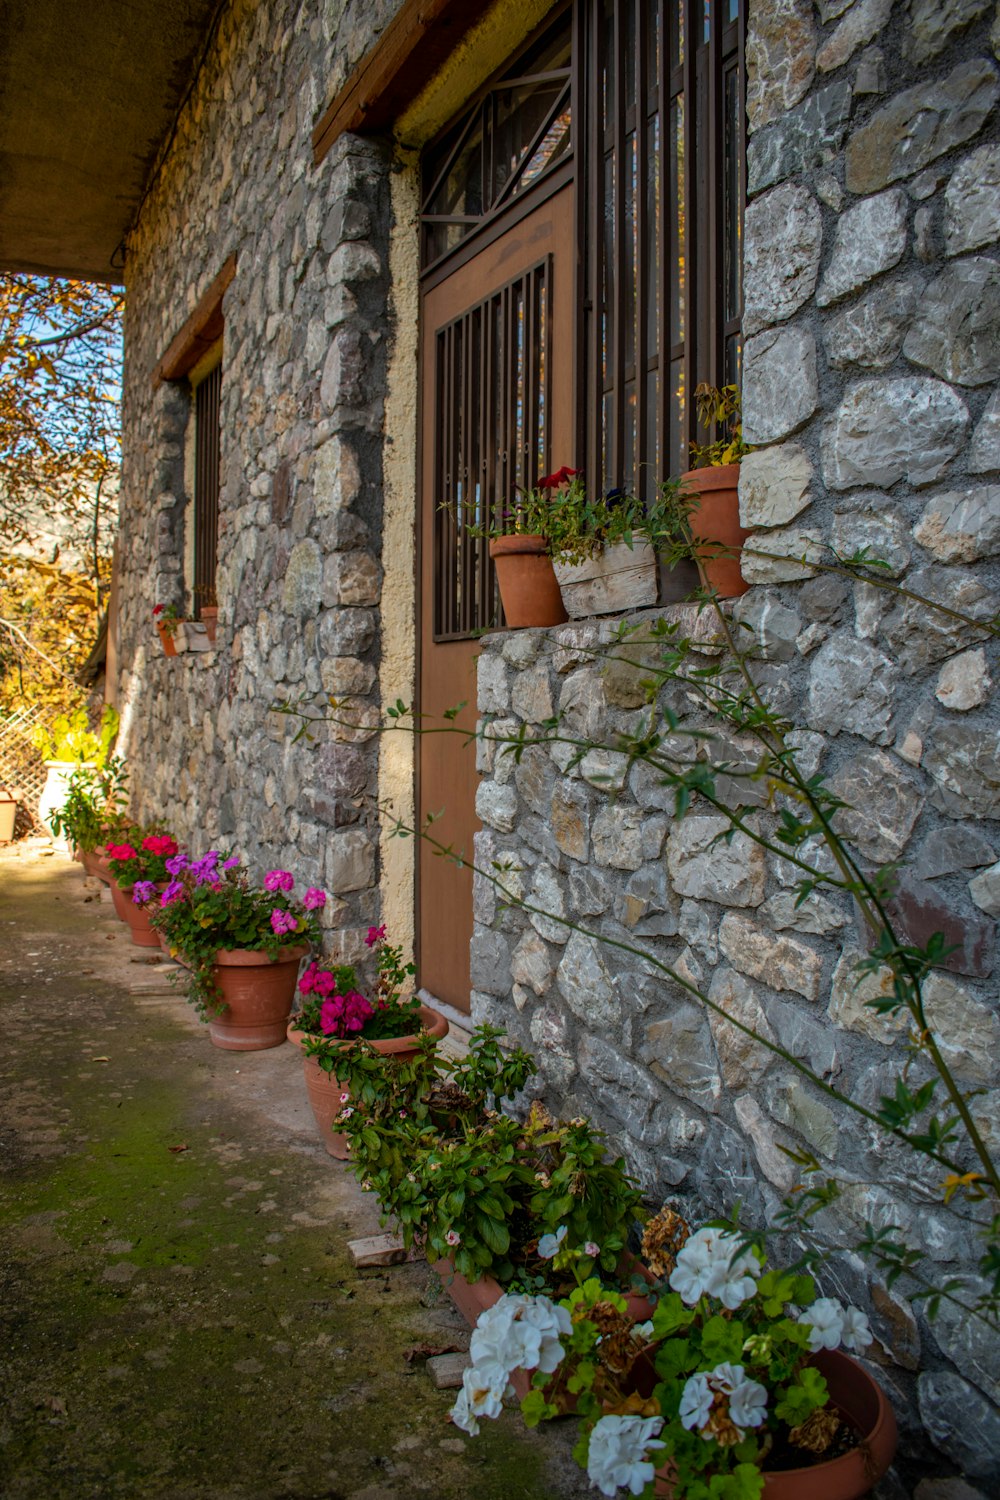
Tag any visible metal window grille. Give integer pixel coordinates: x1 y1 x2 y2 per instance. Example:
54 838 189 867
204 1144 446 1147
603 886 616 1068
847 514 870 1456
194 361 221 614
433 258 551 640
584 0 745 495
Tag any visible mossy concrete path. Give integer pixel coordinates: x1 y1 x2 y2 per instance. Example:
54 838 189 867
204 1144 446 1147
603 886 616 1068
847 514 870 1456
0 846 588 1500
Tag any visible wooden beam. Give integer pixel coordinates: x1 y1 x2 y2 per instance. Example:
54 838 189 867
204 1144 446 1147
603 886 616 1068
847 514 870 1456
312 0 491 165
152 254 237 386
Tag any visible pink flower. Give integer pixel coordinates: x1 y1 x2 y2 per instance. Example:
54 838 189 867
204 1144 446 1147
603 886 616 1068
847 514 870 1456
365 924 386 948
446 1230 461 1247
302 887 327 910
264 869 294 892
270 908 298 936
142 834 178 857
106 843 137 861
298 962 319 995
340 1093 350 1104
584 1241 601 1258
313 969 338 998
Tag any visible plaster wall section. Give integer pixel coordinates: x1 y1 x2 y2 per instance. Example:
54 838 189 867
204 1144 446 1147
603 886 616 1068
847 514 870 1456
377 161 421 959
472 0 1000 1482
118 0 400 961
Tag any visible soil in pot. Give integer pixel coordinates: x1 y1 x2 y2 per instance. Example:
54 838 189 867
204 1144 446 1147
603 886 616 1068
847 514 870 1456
208 944 310 1051
490 535 567 628
287 1004 449 1157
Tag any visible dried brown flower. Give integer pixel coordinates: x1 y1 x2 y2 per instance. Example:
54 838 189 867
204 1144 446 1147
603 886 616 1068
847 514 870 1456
641 1204 691 1278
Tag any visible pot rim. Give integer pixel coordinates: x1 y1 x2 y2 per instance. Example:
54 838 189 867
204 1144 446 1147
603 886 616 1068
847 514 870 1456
287 1001 448 1051
489 533 548 557
214 942 311 967
679 462 740 492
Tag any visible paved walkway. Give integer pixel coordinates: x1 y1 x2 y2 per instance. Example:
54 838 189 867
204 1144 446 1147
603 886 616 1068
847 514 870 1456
0 846 588 1500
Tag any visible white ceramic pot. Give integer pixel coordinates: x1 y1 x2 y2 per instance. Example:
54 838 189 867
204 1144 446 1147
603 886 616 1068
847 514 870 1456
38 760 92 849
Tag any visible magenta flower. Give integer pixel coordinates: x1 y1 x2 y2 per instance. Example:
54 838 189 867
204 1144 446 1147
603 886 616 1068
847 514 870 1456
222 855 240 869
302 887 327 910
164 852 190 876
365 924 386 948
264 869 294 892
161 880 184 906
106 843 138 861
132 879 157 904
270 908 298 936
298 961 319 995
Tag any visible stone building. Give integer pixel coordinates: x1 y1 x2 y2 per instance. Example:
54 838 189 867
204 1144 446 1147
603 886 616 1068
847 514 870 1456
2 0 999 1488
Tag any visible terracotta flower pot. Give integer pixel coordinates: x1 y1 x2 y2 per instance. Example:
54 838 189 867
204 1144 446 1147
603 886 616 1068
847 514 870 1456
155 619 179 656
207 943 310 1051
654 1349 897 1500
287 1004 449 1157
200 605 218 644
109 879 162 947
490 534 567 628
679 462 749 598
82 849 112 885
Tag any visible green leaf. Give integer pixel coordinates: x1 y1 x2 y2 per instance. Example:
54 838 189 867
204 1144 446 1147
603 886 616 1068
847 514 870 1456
700 1314 744 1365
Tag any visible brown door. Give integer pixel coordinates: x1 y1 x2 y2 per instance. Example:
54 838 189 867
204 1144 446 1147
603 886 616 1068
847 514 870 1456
418 185 576 1011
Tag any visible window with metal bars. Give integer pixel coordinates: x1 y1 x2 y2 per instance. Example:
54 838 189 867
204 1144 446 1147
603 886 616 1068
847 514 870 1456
585 0 744 498
190 353 221 616
433 260 550 640
420 0 745 506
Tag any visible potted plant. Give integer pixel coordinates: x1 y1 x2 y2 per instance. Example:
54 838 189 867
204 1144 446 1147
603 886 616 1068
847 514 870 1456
288 925 448 1157
679 383 752 599
34 705 119 846
452 1211 897 1500
49 756 129 880
544 470 686 619
152 602 182 655
150 857 325 1050
325 1024 645 1319
104 829 183 947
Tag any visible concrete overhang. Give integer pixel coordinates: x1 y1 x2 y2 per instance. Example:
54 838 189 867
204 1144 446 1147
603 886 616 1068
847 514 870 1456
0 0 222 285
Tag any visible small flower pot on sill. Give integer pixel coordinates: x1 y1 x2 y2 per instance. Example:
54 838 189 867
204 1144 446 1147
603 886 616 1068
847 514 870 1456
490 534 567 628
679 462 749 599
155 620 179 656
177 621 213 652
553 539 658 619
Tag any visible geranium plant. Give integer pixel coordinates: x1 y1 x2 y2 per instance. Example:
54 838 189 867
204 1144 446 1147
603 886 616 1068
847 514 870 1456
453 1211 880 1500
152 602 181 638
149 857 325 1015
49 755 129 853
460 467 684 566
295 925 421 1042
105 828 182 894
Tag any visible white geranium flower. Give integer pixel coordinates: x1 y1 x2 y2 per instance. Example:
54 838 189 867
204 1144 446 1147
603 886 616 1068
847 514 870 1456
450 1385 478 1435
538 1224 568 1259
798 1297 845 1351
840 1304 873 1352
713 1363 768 1433
678 1372 714 1431
668 1227 760 1309
469 1293 571 1377
586 1413 665 1498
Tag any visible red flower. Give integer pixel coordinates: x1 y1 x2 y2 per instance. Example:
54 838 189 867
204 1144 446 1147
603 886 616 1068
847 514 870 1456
141 834 178 857
106 843 138 860
152 603 165 616
538 465 580 488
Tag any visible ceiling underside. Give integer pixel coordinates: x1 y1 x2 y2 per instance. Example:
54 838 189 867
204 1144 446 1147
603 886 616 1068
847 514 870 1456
0 0 221 284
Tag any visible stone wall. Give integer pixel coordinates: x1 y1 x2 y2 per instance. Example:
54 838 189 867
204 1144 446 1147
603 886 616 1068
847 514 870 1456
119 0 401 960
471 1 1000 1487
